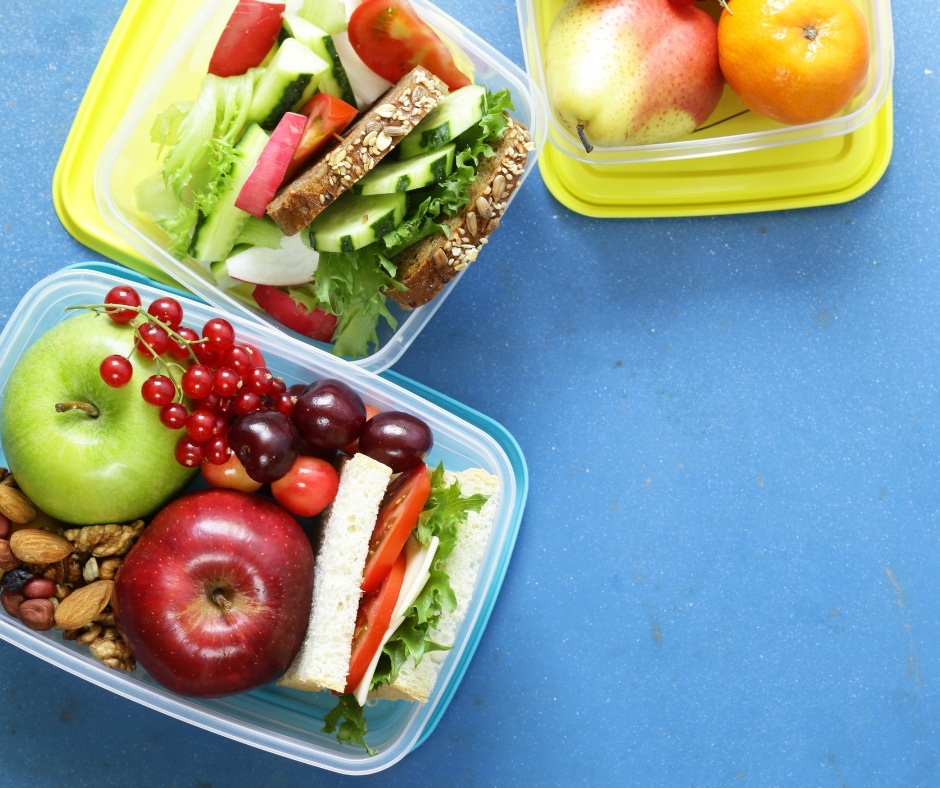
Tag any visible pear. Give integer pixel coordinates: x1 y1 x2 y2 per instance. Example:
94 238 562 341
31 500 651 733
544 0 724 150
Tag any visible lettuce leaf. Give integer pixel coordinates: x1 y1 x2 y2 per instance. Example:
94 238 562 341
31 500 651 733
322 464 489 754
371 464 488 685
140 71 256 257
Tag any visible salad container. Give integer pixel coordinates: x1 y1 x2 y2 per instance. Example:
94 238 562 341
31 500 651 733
0 263 527 774
11 0 538 773
91 0 547 373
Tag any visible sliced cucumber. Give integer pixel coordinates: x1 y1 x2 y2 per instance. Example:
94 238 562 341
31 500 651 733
397 84 487 160
281 14 357 108
354 143 456 195
190 123 269 262
309 192 407 252
295 0 347 35
248 37 329 130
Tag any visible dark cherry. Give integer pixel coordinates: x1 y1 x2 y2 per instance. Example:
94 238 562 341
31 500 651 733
291 378 366 449
357 411 433 473
228 410 299 484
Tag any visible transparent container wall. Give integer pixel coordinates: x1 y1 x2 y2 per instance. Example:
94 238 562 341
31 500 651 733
0 267 523 774
96 0 547 373
517 0 894 165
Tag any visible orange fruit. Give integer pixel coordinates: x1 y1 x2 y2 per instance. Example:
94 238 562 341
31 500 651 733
717 0 870 126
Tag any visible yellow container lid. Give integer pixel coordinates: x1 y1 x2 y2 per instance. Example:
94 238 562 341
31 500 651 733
53 0 206 285
538 98 893 218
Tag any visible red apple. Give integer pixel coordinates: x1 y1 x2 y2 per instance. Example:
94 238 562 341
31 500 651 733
112 489 314 698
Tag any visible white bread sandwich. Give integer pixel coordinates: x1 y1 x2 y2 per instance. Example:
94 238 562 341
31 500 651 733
279 454 498 753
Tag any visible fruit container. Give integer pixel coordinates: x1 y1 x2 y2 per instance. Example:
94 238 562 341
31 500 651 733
0 263 527 774
90 0 547 373
517 0 894 166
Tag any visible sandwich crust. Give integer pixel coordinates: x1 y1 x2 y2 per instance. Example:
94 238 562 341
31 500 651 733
266 66 449 236
387 117 532 310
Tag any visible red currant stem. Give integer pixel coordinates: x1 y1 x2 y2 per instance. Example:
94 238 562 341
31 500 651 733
67 303 205 365
55 401 100 418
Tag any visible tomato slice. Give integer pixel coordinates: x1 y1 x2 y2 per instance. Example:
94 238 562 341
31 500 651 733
283 93 359 181
360 464 431 594
208 0 286 78
348 0 471 91
345 551 407 693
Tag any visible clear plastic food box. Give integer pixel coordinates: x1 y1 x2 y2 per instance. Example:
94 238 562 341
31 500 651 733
0 263 527 774
517 0 894 166
95 0 547 373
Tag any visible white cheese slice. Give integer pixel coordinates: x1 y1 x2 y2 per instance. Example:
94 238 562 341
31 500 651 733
352 535 439 706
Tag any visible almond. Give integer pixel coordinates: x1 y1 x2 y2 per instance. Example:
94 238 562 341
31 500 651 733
9 529 73 564
0 485 36 524
54 579 113 631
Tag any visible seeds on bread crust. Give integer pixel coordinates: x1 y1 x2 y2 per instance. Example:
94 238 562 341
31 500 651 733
266 67 448 237
388 117 533 309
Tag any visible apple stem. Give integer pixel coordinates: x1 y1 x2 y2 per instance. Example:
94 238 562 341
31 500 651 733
55 401 100 418
576 125 594 154
212 589 234 612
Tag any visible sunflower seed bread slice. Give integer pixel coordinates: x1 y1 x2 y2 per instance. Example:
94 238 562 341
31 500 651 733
266 66 449 236
386 116 532 310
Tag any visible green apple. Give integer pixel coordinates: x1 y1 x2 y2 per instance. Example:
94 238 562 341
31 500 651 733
0 310 196 524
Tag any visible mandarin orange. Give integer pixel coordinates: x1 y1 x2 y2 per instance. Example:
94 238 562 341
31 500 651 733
717 0 870 126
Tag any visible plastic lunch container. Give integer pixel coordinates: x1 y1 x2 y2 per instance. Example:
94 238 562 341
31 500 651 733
95 0 547 373
517 0 894 166
0 263 527 775
2 0 537 774
517 0 894 218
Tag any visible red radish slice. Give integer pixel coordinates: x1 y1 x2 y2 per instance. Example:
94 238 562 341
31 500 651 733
252 284 337 343
208 0 287 78
235 112 307 218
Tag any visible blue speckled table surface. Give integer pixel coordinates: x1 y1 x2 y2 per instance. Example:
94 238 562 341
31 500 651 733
2 1 938 785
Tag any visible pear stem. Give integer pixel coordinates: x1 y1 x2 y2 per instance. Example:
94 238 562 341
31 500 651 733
55 401 100 418
576 125 594 154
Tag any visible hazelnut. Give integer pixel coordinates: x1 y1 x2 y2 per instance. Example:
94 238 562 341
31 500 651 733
0 539 22 572
17 598 55 631
1 589 26 618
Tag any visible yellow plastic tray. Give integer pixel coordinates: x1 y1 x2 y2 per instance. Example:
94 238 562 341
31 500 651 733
54 0 197 285
538 98 893 218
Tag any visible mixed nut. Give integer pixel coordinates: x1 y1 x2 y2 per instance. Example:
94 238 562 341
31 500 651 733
0 467 139 671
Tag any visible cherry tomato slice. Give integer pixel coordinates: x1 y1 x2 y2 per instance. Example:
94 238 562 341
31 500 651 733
283 93 359 181
360 464 431 594
348 0 471 91
208 0 286 78
345 551 407 693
